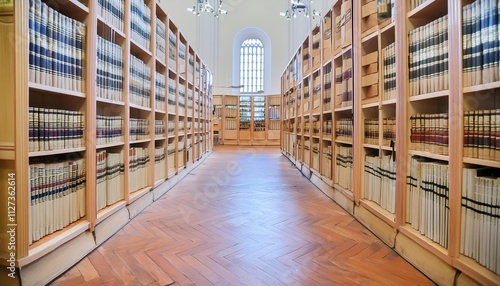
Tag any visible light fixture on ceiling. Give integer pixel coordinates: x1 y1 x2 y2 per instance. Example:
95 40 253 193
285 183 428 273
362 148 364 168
188 0 227 17
280 0 320 20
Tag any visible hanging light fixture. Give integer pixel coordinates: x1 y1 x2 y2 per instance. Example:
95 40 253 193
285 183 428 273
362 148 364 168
280 0 320 20
188 0 227 17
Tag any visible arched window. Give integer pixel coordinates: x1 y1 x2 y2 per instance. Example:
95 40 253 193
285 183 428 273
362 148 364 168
233 27 271 94
240 38 264 93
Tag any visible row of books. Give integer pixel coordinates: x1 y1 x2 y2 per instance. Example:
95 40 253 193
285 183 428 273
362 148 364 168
463 0 500 87
382 42 396 101
409 0 427 11
29 0 86 92
406 156 449 248
336 118 353 141
269 120 281 131
383 117 397 147
156 18 166 64
364 119 380 145
168 77 177 113
168 121 175 136
96 115 123 146
363 154 396 214
312 120 321 136
155 72 166 111
335 0 352 49
96 150 124 211
312 142 320 171
410 113 449 155
97 0 124 32
335 54 353 107
225 118 237 130
224 106 238 117
178 82 186 115
154 146 166 181
179 42 187 73
188 54 195 76
324 65 333 109
129 118 149 141
167 143 176 173
29 107 84 153
168 29 177 70
187 89 194 111
96 35 123 102
461 166 500 274
129 147 149 193
322 145 333 179
335 145 353 191
155 120 165 138
464 109 500 160
408 15 449 96
323 120 333 135
268 107 280 120
178 120 185 134
29 158 86 243
130 0 151 51
129 55 151 108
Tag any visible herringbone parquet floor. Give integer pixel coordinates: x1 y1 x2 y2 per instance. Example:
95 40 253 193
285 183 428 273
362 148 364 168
51 146 435 286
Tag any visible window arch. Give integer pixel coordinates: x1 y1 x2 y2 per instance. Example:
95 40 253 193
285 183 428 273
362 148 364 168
233 27 271 94
240 38 264 93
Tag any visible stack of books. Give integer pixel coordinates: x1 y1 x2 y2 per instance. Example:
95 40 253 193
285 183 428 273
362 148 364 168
155 120 165 138
29 0 86 92
323 65 333 108
96 36 123 102
168 77 177 114
155 18 166 64
406 156 449 248
382 117 396 147
410 113 449 155
408 15 449 96
463 0 500 87
128 147 150 193
29 158 86 243
464 109 500 160
129 55 151 108
178 82 186 116
335 118 353 141
363 154 396 213
154 146 166 181
96 115 123 146
323 119 332 135
335 145 353 190
382 42 396 101
28 107 84 152
155 71 166 111
98 0 124 32
96 150 124 211
461 166 500 274
168 29 177 71
179 42 186 73
364 118 379 145
130 0 151 50
129 118 150 141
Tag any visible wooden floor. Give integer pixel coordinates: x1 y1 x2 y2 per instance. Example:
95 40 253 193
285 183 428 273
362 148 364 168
51 146 435 286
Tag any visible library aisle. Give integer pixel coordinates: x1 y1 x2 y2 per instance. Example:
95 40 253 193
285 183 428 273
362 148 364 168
51 146 433 285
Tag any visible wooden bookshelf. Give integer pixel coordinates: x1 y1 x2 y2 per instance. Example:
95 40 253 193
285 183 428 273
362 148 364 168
280 0 500 285
0 1 213 285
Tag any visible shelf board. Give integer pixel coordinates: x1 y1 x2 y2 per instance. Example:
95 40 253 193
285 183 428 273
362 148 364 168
96 142 124 150
96 97 125 106
96 201 127 225
154 109 167 114
321 176 334 187
130 139 151 144
130 38 152 58
335 139 353 145
362 100 379 109
96 15 125 40
156 58 167 70
398 225 451 264
463 157 500 168
29 147 86 158
363 143 380 150
29 82 86 98
20 220 90 267
322 136 332 141
463 81 500 93
380 21 395 35
452 255 500 286
129 186 152 204
359 200 396 228
408 150 449 161
333 184 354 201
382 98 397 106
129 103 151 112
381 145 396 152
334 105 353 112
155 136 167 141
361 29 379 43
167 134 176 139
407 0 447 20
409 90 449 102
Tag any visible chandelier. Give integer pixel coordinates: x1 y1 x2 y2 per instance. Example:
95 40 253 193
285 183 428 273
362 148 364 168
280 0 320 20
188 0 228 17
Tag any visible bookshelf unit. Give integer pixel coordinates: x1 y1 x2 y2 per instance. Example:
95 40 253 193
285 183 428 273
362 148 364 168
280 0 500 285
0 1 213 285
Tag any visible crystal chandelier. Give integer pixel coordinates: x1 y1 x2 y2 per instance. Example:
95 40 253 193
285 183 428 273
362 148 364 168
280 0 320 20
188 0 228 17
